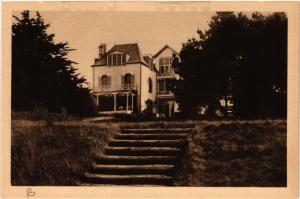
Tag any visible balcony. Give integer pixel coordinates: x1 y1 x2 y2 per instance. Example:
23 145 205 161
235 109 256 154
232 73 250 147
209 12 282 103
93 84 137 92
157 90 174 97
157 71 175 78
98 85 111 91
121 84 137 90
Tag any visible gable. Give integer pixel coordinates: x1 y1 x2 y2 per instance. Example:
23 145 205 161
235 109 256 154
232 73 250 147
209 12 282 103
93 43 148 67
153 45 179 58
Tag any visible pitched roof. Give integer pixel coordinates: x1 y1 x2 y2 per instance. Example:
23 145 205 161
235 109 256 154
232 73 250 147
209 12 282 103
143 55 152 66
143 55 157 72
93 43 148 66
153 45 179 58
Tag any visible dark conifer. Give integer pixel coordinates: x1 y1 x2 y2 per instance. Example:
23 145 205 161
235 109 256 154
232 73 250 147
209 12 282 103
12 10 96 116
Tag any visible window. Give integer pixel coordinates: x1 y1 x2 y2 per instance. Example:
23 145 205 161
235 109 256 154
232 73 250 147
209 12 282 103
100 75 110 87
165 66 169 72
123 73 134 85
159 66 164 73
107 53 126 66
159 57 173 74
148 78 152 93
117 54 121 65
158 80 166 92
159 57 171 66
158 80 171 93
113 54 117 66
122 73 135 90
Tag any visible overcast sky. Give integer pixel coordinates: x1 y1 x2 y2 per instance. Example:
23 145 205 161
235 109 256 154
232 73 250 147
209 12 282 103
17 11 215 87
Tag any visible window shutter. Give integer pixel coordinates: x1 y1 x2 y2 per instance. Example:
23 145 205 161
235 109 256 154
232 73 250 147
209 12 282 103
131 74 135 85
121 75 124 85
108 76 111 86
99 76 101 87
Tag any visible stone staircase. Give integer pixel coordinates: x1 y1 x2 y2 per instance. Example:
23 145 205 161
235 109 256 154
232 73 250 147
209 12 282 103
83 127 192 186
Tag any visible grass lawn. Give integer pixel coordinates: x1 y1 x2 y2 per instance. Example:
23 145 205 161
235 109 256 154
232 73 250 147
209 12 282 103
11 112 286 186
175 120 287 186
11 113 118 185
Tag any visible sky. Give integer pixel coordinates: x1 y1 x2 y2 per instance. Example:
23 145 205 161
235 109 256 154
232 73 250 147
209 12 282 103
18 11 215 87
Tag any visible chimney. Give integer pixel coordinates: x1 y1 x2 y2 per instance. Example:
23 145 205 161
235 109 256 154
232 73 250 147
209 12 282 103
98 43 106 58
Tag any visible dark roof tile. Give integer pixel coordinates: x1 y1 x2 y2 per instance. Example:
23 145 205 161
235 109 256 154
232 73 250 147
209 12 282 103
93 43 148 66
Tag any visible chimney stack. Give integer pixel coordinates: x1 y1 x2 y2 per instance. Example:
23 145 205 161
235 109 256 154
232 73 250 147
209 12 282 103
98 43 106 58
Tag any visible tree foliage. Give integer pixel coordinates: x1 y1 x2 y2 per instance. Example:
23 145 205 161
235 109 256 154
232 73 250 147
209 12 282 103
172 12 287 118
12 11 97 116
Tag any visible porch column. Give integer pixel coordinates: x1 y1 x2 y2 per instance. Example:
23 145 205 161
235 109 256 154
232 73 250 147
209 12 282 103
114 94 116 111
96 95 99 107
169 101 172 117
131 94 134 111
126 93 129 111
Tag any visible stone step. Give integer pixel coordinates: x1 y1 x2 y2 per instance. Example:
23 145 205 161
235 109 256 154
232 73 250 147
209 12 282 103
121 124 195 129
95 155 179 165
91 164 175 175
108 139 187 148
105 146 182 156
121 128 192 134
114 133 188 140
84 173 173 185
80 183 164 187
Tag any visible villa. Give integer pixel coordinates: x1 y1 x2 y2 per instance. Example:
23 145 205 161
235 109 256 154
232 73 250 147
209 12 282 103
91 43 179 117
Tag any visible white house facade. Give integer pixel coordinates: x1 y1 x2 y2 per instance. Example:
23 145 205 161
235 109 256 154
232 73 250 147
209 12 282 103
91 43 178 117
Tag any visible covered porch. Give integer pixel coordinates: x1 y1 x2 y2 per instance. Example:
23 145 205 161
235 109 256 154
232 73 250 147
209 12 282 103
94 91 137 114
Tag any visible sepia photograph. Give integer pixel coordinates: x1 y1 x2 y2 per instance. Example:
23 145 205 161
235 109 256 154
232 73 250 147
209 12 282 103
1 1 299 198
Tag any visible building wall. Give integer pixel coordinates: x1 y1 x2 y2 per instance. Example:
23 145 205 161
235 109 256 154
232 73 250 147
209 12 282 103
140 66 157 111
93 63 142 111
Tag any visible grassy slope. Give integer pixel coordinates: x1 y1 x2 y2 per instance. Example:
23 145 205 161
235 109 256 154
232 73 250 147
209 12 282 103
11 119 118 185
175 120 287 186
12 115 286 186
119 119 286 186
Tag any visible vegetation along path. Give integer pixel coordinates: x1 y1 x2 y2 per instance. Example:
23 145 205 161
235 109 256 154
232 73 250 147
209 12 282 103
83 126 192 186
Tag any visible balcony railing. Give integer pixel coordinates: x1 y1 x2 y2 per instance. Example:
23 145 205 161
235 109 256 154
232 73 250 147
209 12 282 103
158 71 175 77
157 90 173 96
121 84 136 90
94 84 137 92
98 85 111 91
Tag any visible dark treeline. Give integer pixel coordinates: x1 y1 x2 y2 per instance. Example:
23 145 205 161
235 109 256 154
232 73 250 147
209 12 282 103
172 12 287 119
12 11 96 116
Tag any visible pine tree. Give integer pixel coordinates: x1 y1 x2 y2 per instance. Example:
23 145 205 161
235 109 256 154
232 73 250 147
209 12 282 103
12 10 96 116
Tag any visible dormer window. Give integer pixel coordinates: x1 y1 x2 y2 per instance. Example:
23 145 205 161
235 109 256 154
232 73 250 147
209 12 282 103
107 52 126 66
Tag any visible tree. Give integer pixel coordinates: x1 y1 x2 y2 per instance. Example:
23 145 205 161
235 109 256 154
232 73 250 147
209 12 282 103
234 12 287 118
12 10 96 116
172 12 287 118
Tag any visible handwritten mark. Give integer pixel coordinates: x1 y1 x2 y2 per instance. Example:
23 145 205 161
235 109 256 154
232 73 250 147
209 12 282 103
27 188 35 198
